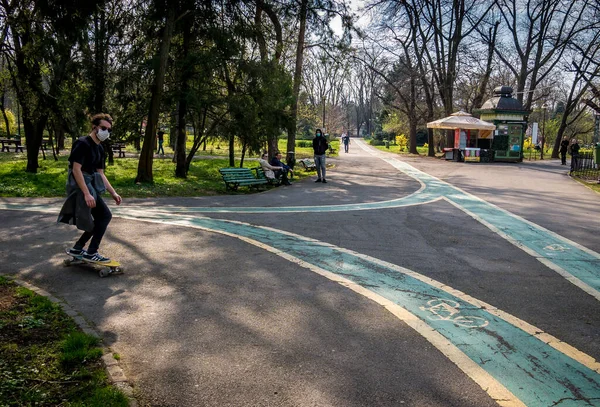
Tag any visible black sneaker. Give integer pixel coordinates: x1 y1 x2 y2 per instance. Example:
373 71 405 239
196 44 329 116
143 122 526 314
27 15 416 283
322 179 327 183
83 252 111 263
315 178 322 183
68 247 84 256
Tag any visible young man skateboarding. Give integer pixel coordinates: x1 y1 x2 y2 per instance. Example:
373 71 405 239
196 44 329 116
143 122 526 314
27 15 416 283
58 113 122 263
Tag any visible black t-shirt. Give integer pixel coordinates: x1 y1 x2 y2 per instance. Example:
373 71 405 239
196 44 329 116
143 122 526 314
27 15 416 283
69 136 105 174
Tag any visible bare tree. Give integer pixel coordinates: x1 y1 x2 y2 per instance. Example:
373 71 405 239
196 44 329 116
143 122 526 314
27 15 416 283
136 7 176 183
495 0 594 111
415 0 494 147
550 25 600 157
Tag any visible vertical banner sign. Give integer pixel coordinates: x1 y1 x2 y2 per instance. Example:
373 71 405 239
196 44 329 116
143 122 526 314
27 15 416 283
454 129 460 149
532 122 538 145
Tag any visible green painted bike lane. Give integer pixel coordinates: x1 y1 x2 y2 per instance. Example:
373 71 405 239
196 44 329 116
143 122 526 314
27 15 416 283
116 212 600 407
381 157 600 301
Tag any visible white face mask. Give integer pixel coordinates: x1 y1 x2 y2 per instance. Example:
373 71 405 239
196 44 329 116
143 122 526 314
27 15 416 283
97 128 110 142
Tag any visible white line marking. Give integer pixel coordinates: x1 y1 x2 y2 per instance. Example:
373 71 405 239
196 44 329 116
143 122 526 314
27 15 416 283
116 212 526 407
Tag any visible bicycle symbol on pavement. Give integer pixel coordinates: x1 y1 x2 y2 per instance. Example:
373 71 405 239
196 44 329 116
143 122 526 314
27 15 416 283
544 244 568 252
420 299 489 328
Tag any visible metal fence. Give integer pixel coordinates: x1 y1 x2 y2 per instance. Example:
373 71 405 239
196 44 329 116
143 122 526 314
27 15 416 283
572 152 600 180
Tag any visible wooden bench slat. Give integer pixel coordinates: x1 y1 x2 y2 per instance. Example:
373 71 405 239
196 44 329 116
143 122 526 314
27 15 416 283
219 167 268 191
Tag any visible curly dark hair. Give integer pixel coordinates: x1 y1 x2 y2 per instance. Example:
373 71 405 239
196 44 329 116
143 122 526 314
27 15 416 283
90 113 113 126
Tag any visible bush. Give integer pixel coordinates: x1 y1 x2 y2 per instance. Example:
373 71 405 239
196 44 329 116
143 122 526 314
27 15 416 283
395 134 408 151
296 140 312 148
0 109 17 136
369 139 385 146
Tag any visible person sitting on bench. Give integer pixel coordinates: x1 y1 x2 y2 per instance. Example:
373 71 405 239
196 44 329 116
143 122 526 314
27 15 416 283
270 151 293 185
259 152 290 185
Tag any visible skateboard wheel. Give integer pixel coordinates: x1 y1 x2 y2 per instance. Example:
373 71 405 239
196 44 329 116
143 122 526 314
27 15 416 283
99 270 109 278
63 259 72 267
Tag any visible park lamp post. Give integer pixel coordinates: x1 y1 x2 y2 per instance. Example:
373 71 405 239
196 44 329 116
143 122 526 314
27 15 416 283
540 102 549 160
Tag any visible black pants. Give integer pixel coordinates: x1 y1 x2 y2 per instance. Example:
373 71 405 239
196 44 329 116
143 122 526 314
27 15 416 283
560 151 567 164
570 155 579 172
75 196 112 254
274 169 290 184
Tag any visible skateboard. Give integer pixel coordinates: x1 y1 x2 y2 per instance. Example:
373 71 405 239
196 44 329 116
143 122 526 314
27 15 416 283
63 250 123 278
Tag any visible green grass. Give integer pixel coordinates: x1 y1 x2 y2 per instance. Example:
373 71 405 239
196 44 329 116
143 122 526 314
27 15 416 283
60 332 104 367
0 153 264 197
128 137 335 159
0 277 128 407
0 139 328 197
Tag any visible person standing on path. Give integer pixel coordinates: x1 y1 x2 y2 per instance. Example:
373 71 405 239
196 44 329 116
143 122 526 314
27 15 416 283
559 137 569 165
342 132 350 153
58 113 122 263
569 139 580 176
156 131 165 156
313 128 329 183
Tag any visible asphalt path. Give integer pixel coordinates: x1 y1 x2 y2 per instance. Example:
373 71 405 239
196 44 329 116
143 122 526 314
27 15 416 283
1 140 599 407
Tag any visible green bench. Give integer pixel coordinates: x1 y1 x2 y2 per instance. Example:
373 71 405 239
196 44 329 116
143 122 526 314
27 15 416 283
298 158 316 171
219 167 269 191
253 167 282 186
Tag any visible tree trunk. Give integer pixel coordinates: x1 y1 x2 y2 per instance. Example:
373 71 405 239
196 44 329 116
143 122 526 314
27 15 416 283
136 9 176 183
408 118 418 154
93 11 108 113
186 108 208 172
56 123 65 150
472 22 499 111
286 0 308 169
240 142 247 168
104 139 114 165
268 136 278 159
175 96 188 177
135 118 143 151
228 133 235 167
46 124 58 161
176 20 193 178
23 116 47 173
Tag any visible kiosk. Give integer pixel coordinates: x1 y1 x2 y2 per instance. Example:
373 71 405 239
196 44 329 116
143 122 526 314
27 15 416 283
476 86 530 162
427 111 496 162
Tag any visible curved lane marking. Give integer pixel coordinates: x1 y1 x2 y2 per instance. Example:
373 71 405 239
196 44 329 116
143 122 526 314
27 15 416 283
1 143 599 301
357 141 600 301
112 212 600 407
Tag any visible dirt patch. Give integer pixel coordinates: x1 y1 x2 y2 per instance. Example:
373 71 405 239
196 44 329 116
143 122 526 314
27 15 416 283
0 284 17 312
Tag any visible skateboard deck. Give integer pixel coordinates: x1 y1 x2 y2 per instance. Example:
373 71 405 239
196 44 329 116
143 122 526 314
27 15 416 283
63 250 123 277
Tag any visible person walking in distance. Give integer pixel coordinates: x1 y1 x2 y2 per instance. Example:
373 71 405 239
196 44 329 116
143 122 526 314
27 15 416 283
559 137 569 165
312 128 329 183
58 113 122 263
569 139 580 176
156 130 165 156
342 131 350 153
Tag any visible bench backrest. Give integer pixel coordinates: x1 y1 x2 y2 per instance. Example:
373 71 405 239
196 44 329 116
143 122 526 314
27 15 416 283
253 167 271 180
219 167 258 181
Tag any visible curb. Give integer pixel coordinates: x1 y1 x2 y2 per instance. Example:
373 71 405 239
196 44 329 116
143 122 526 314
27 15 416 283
8 277 138 407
